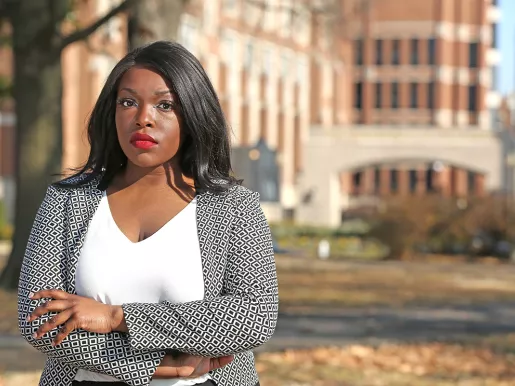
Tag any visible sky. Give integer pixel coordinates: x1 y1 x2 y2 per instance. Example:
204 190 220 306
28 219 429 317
498 0 514 95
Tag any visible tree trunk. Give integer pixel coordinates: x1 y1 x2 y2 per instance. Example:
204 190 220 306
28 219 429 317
0 3 64 290
129 0 188 49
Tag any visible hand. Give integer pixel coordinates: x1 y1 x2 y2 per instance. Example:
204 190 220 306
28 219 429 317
27 289 119 346
154 353 234 379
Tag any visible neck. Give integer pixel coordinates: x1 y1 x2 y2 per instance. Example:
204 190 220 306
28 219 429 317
121 161 194 192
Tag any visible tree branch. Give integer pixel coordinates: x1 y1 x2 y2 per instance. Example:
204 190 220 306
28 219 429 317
59 0 137 50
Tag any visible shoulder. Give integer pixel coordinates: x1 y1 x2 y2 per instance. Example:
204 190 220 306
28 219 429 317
201 184 261 221
205 184 259 206
44 173 100 202
227 184 259 204
52 172 101 191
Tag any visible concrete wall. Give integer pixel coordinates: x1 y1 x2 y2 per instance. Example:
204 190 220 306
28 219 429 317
296 125 505 226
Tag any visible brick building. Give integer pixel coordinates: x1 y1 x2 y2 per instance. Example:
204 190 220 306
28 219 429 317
0 0 353 222
0 0 510 227
347 0 501 198
296 0 508 226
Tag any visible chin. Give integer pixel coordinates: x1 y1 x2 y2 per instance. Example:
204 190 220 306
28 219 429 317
125 153 164 169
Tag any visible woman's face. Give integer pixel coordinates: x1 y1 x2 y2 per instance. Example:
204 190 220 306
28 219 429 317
115 67 182 170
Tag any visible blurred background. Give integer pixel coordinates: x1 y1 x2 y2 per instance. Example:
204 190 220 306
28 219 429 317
1 0 515 385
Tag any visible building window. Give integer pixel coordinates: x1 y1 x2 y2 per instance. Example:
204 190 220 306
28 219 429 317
409 170 417 193
179 21 197 54
375 40 383 65
374 168 380 194
244 41 254 70
281 53 290 79
428 82 435 109
467 171 476 194
355 39 363 65
468 85 477 111
262 47 271 75
410 83 418 109
390 169 398 193
355 82 363 109
391 82 399 109
296 58 307 84
222 35 235 65
352 171 362 194
375 83 382 108
428 38 436 65
392 39 400 65
223 0 236 10
426 168 434 192
469 42 479 68
410 39 419 65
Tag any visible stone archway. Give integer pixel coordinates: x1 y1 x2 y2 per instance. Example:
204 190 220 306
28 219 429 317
296 127 505 226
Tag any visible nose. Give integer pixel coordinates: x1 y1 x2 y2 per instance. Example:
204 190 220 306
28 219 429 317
135 104 155 128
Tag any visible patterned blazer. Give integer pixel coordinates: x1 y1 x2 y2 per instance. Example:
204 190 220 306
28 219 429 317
17 174 279 386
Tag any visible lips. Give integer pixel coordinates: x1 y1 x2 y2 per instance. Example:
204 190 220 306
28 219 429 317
130 132 157 149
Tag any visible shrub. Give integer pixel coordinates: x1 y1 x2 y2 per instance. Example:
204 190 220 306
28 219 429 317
0 199 13 241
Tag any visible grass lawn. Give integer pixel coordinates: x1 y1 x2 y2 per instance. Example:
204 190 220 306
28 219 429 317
276 255 515 312
4 256 515 333
256 340 515 386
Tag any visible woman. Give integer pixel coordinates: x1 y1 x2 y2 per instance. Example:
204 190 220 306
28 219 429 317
18 41 278 386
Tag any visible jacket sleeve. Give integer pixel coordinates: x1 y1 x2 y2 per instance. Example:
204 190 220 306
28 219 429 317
122 191 279 357
18 185 165 386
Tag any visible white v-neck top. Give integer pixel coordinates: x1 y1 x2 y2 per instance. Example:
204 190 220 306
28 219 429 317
74 192 208 385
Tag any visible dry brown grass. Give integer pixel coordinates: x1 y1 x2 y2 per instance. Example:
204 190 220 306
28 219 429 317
3 256 515 334
0 290 18 335
4 256 515 385
256 341 515 386
5 340 515 386
276 256 515 312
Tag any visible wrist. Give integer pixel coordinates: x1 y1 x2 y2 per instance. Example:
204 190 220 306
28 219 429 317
110 305 128 333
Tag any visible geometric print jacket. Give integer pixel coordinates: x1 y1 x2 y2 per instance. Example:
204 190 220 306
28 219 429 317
17 174 279 386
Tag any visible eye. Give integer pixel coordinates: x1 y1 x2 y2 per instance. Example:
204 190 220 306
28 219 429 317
156 101 175 111
117 98 137 108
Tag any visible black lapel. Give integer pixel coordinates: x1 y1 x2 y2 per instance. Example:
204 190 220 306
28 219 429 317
65 183 103 294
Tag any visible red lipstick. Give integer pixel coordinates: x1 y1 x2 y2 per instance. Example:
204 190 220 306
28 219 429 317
130 132 157 150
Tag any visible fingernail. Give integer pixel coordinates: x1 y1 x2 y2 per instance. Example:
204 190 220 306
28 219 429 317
26 315 30 322
28 292 34 299
33 333 37 339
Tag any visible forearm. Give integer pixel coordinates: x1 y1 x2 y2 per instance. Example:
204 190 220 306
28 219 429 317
20 287 165 384
120 290 278 357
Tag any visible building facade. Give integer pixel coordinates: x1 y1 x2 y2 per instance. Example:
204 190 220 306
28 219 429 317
0 0 353 223
296 0 506 226
0 0 509 227
179 0 352 218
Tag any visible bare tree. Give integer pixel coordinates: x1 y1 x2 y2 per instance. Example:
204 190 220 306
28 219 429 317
0 0 136 290
128 0 190 48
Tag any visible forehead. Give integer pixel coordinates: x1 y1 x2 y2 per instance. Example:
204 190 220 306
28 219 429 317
118 67 170 91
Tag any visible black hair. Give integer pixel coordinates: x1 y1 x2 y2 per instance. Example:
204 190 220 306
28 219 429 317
57 40 240 193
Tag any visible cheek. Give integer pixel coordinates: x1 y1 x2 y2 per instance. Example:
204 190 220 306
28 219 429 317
114 111 132 140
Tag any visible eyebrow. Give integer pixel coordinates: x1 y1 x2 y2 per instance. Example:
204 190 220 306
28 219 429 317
119 87 173 96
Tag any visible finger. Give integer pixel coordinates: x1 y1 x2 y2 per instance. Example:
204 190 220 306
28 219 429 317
210 355 234 371
30 289 70 301
52 318 77 346
34 309 73 339
28 300 72 322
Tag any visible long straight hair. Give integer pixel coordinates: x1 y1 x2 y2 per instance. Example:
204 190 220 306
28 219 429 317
58 41 240 193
